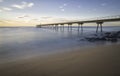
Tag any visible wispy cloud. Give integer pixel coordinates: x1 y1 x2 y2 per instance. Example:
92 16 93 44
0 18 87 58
78 5 81 8
28 3 34 7
31 18 39 21
59 6 63 9
59 3 68 12
12 1 34 9
63 3 67 6
38 16 79 24
0 20 4 23
41 16 53 19
0 1 34 12
0 7 12 12
17 14 30 18
2 7 12 11
0 0 3 2
101 3 107 6
61 9 65 12
0 9 2 12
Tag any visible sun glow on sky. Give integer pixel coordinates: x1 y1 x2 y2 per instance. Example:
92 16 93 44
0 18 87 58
0 0 120 26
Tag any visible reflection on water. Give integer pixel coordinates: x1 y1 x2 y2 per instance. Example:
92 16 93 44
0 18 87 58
0 26 120 63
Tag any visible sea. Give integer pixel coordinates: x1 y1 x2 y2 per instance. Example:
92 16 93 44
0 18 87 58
0 26 120 63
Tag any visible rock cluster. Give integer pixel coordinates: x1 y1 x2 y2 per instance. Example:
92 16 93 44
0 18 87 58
85 31 120 42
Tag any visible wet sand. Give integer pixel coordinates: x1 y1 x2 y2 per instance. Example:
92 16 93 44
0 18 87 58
0 44 120 76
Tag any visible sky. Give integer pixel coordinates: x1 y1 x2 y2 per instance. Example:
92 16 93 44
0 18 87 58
0 0 120 26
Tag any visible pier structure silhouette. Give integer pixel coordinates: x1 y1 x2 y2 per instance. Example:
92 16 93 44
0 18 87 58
37 15 120 33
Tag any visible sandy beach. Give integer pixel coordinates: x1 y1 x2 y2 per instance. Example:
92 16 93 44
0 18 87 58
0 44 120 76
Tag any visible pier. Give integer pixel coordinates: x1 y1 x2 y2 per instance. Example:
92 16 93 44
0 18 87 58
37 15 120 33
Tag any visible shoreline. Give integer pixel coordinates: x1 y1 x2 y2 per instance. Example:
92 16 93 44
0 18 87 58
0 44 120 76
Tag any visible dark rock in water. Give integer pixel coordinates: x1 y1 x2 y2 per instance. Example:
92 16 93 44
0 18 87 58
106 38 118 42
99 37 106 41
104 32 111 36
116 31 120 38
117 31 120 34
85 36 106 42
85 31 120 42
104 32 117 38
111 38 118 42
118 35 120 38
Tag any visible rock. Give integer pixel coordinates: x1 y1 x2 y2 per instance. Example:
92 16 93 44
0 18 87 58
116 31 120 38
111 38 118 42
85 31 120 42
85 36 106 42
116 31 120 34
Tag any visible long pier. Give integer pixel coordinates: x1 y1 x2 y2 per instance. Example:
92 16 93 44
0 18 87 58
36 15 120 33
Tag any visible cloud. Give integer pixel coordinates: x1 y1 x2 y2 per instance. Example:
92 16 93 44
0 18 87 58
78 5 81 8
63 3 67 6
28 3 34 7
0 0 3 2
2 7 12 11
59 6 63 9
0 19 11 23
39 16 77 23
0 9 2 12
32 18 39 20
101 3 107 6
17 14 30 18
12 1 34 9
0 7 12 12
61 9 65 12
59 3 68 12
93 9 97 11
0 1 34 12
12 4 24 9
0 20 4 23
31 19 41 22
41 16 53 19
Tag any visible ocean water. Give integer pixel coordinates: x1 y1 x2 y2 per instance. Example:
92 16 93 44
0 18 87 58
0 26 120 63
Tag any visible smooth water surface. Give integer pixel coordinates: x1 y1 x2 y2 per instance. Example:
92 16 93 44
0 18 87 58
0 26 120 63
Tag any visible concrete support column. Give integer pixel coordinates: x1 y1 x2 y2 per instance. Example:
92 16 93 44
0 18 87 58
100 23 103 33
68 23 72 31
62 24 64 29
60 24 64 30
51 25 54 29
53 25 55 29
96 23 99 33
59 24 61 30
53 25 54 29
55 24 58 30
55 25 57 29
96 22 103 33
50 25 52 29
71 24 72 31
78 23 83 32
48 25 50 28
57 24 59 29
68 24 70 30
